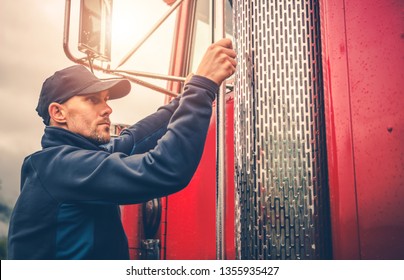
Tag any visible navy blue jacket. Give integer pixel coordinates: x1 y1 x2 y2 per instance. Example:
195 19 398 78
8 76 218 259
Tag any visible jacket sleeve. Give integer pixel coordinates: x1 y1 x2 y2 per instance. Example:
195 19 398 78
104 95 181 155
33 76 218 205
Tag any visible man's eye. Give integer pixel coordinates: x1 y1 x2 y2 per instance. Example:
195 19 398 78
88 97 99 103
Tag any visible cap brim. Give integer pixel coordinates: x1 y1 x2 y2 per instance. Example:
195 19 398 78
77 79 131 100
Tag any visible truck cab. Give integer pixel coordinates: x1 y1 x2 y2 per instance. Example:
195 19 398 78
64 0 404 260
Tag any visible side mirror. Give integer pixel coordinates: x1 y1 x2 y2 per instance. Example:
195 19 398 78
78 0 113 61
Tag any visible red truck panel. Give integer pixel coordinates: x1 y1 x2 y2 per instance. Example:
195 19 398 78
321 0 404 259
164 95 236 259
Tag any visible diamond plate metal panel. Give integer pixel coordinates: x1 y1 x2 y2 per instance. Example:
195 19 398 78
234 0 331 259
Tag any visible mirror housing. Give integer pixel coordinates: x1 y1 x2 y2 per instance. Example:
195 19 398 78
78 0 112 61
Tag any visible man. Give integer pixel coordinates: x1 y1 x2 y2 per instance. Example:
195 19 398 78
8 38 236 259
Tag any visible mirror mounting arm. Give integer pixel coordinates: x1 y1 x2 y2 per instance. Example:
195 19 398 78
63 0 182 97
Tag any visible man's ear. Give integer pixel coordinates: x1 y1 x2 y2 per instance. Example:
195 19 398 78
48 102 67 125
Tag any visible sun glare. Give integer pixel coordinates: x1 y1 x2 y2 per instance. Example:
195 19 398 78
110 0 175 69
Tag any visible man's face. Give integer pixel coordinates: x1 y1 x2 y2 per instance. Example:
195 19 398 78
62 90 112 145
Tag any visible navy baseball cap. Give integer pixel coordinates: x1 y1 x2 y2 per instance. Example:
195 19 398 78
36 65 131 125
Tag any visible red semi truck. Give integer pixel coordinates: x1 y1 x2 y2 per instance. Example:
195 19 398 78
64 0 404 260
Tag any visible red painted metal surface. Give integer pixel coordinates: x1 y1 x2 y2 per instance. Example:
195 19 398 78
321 0 404 259
121 204 143 259
165 0 195 97
165 114 216 259
320 0 361 260
345 0 404 259
162 0 236 259
165 94 236 259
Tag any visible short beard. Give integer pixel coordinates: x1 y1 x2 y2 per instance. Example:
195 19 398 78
89 130 110 146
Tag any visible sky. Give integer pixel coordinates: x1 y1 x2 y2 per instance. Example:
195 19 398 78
0 0 178 234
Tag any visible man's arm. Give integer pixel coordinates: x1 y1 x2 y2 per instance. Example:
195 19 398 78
105 95 181 155
35 76 217 204
106 38 236 156
34 39 236 204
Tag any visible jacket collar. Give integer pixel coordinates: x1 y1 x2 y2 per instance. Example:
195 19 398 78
41 126 104 151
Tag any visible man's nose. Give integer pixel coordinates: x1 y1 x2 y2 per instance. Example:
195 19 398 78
102 102 113 116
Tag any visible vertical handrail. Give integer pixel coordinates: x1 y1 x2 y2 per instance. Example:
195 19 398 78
214 0 226 260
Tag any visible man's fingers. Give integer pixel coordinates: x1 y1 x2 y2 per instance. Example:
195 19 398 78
195 38 237 85
230 57 237 68
214 38 233 50
221 47 237 59
220 50 237 68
